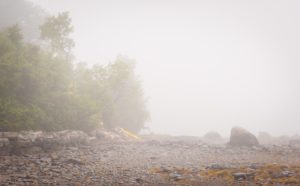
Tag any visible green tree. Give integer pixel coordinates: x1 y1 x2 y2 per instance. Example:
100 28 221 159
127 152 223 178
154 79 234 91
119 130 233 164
40 12 74 56
0 26 45 131
0 16 75 131
101 57 150 132
0 13 149 133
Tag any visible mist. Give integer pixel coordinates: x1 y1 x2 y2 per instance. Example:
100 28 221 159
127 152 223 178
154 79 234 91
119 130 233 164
29 0 300 137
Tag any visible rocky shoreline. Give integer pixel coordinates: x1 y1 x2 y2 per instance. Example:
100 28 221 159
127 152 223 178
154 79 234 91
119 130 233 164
1 132 300 185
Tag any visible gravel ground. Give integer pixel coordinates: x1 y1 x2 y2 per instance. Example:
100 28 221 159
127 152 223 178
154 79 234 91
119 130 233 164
1 138 300 185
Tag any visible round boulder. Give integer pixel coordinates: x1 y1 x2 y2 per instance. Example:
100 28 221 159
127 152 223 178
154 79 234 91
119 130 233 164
202 131 223 144
229 127 259 147
257 131 273 145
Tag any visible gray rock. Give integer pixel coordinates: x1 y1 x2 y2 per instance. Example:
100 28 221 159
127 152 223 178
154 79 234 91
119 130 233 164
229 127 259 147
272 170 295 178
281 170 294 177
258 131 273 145
249 163 263 169
169 172 183 181
206 163 228 170
202 131 223 144
232 172 255 181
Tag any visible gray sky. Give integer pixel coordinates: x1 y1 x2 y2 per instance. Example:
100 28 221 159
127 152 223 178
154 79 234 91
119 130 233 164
29 0 300 137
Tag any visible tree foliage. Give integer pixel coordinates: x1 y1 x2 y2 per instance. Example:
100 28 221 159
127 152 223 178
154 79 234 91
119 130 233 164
0 12 149 132
100 59 150 133
40 12 75 55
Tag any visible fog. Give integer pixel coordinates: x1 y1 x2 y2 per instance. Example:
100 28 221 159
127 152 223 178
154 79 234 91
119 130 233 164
29 0 300 137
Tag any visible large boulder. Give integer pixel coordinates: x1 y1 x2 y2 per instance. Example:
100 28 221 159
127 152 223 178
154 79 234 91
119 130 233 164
202 131 223 144
229 127 259 147
257 131 273 145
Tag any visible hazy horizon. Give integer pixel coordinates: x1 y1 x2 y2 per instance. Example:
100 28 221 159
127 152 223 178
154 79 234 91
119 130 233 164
28 0 300 137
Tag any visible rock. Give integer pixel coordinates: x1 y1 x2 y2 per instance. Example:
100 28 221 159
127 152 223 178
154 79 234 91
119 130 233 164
257 131 273 145
206 163 228 170
232 172 247 180
272 170 295 178
169 172 183 181
135 178 143 183
229 127 259 147
202 131 223 144
232 172 255 181
280 170 294 177
249 163 263 169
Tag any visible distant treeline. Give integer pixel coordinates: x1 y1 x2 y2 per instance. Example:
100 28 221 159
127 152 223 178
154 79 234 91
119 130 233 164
0 9 149 132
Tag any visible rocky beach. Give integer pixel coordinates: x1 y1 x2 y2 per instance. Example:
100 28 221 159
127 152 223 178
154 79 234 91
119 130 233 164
1 130 300 185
